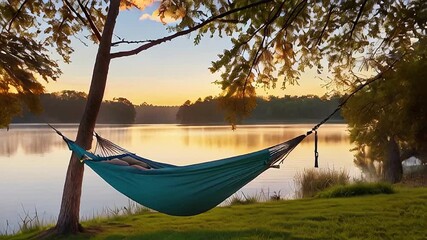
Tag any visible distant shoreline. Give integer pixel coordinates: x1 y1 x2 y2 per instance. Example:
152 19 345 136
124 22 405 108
7 120 346 128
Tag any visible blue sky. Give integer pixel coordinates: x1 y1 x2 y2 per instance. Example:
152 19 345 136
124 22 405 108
44 6 327 106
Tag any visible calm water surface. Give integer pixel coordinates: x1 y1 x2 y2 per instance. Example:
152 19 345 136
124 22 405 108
0 124 359 232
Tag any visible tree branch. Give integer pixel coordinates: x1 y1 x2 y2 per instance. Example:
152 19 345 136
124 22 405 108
315 5 335 47
241 0 308 96
266 0 307 47
283 0 307 28
63 0 88 26
242 0 286 98
73 35 89 47
110 0 274 59
348 0 368 40
110 18 244 47
4 0 29 32
77 0 102 41
217 19 242 24
111 39 154 47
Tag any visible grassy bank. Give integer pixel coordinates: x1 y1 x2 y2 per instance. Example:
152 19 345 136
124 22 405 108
3 186 427 240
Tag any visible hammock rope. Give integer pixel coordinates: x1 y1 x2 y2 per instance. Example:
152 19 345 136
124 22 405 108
93 132 131 157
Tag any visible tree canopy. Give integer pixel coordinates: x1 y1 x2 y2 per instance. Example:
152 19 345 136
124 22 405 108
0 0 109 127
2 0 426 127
167 0 426 124
342 42 427 180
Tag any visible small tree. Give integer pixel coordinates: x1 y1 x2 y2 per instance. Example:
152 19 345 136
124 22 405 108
343 43 427 182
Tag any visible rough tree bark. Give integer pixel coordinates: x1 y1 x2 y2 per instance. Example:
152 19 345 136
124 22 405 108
383 137 403 183
54 0 120 234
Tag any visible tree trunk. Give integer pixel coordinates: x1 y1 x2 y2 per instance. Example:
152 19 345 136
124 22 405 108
383 137 403 183
54 0 120 234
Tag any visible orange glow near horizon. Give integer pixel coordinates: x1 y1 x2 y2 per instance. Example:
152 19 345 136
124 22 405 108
42 10 329 107
44 70 328 106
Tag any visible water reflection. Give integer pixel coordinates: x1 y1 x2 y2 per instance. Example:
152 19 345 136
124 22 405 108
179 125 348 151
0 125 134 157
0 124 349 157
91 126 133 152
0 123 356 233
0 129 64 156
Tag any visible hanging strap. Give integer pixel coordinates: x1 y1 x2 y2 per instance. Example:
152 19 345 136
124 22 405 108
314 130 318 168
305 129 319 168
303 65 396 167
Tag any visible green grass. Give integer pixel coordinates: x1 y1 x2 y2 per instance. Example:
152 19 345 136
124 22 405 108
3 186 427 240
316 182 395 198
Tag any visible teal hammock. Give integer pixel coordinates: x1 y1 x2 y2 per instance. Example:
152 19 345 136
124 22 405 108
55 128 307 216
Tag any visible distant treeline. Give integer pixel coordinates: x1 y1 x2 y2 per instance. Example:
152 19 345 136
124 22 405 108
12 91 343 124
176 95 344 124
135 104 179 124
13 91 136 124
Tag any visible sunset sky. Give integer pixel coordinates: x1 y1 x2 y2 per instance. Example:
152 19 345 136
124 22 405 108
44 3 328 106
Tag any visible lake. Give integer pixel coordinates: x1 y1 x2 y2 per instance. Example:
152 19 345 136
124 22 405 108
0 123 359 233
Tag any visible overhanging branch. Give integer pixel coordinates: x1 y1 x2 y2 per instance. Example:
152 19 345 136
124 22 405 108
110 0 274 59
348 0 368 40
111 39 154 47
63 0 87 25
3 0 29 32
315 5 335 47
77 0 102 41
242 0 287 98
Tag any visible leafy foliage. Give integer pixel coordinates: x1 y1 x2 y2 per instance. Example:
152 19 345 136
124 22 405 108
0 32 59 128
0 93 21 129
0 0 149 128
162 0 426 125
2 0 426 128
0 0 110 127
342 42 427 177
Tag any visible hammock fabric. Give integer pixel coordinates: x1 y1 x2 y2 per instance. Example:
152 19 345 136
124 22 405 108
58 130 306 216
